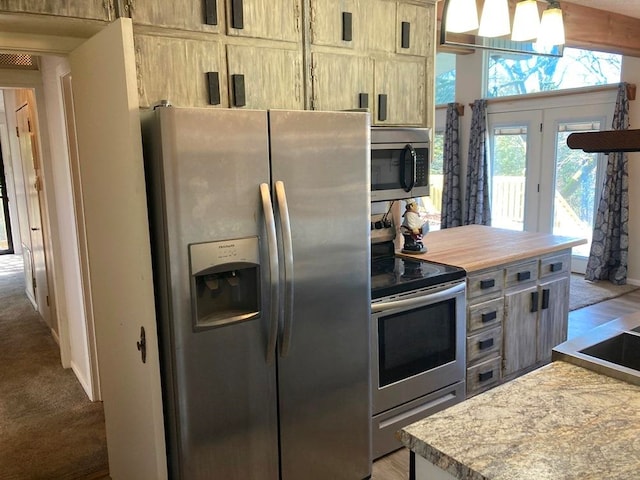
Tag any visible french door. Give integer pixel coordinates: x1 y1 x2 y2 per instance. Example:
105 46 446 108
487 96 613 273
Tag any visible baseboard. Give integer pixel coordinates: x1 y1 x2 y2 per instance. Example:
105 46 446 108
626 277 640 286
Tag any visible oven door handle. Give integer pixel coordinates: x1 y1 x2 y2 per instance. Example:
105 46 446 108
371 281 466 313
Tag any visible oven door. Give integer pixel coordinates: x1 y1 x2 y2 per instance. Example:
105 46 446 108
371 280 466 415
371 143 430 202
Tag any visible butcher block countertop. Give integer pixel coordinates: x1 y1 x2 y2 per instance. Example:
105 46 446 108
397 225 586 272
398 361 640 480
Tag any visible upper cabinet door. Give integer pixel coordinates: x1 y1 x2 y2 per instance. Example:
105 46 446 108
135 35 228 108
311 52 373 112
129 0 221 32
310 0 394 52
225 0 302 42
2 0 113 20
396 3 434 57
226 44 303 110
374 57 425 126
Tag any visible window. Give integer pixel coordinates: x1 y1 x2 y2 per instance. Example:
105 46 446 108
435 53 456 105
487 47 622 98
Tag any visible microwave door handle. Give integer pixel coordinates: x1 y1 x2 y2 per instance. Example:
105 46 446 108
260 183 279 365
275 180 294 358
399 144 417 192
371 282 465 313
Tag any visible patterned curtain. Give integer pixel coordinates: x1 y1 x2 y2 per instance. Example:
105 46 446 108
465 99 491 225
585 83 630 284
441 103 462 228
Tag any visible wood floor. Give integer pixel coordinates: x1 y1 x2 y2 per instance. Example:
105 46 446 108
371 288 640 480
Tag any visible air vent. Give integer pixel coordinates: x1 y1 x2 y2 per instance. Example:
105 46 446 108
0 53 37 70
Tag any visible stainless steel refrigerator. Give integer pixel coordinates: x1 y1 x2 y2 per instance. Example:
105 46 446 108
141 106 371 480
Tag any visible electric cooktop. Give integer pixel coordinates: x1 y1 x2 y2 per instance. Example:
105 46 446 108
371 255 466 300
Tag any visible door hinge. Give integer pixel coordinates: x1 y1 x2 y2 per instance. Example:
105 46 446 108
27 118 32 133
34 176 42 192
540 122 543 132
16 126 19 137
32 276 37 291
46 295 49 306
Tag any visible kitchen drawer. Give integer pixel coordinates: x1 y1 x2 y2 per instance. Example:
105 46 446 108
467 268 504 300
505 260 538 288
540 252 571 278
467 326 502 364
468 297 503 333
467 356 501 397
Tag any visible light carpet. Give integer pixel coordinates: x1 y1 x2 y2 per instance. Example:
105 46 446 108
0 254 109 480
570 273 639 311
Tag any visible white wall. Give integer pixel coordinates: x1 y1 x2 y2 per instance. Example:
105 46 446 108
622 56 640 284
0 91 22 253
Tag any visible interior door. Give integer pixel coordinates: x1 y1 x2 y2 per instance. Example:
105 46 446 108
69 18 167 479
15 98 50 326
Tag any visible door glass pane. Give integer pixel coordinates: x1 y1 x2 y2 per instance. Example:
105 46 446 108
553 121 602 257
491 125 527 231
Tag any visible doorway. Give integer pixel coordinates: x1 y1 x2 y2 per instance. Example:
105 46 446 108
487 90 615 273
0 140 13 254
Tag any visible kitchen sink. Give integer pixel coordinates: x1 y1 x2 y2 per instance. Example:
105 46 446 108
553 313 640 386
580 333 640 372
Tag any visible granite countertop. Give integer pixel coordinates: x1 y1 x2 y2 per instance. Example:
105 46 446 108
398 361 640 480
397 225 586 273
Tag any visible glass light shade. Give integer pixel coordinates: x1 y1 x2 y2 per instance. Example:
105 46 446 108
478 0 511 37
538 7 565 46
445 0 479 33
511 0 540 42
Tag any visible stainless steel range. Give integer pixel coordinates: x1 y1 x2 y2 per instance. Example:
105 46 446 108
370 214 467 459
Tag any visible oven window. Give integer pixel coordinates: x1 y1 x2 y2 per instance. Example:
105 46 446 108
378 298 456 387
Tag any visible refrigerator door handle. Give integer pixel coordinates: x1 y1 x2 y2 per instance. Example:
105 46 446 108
274 180 294 357
260 183 280 365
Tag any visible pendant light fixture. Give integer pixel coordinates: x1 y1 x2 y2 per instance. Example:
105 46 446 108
511 0 541 42
538 0 565 47
478 0 511 38
444 0 479 33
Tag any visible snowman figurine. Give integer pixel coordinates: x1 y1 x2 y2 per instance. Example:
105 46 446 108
401 198 428 254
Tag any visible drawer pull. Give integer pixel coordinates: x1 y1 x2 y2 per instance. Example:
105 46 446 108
531 291 539 313
206 71 220 105
231 0 244 29
378 94 388 121
481 311 497 323
232 74 246 107
478 338 494 350
550 262 563 272
204 0 217 25
478 370 494 382
517 271 531 281
480 279 495 289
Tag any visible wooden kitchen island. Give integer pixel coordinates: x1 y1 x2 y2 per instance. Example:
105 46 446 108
398 360 640 480
398 225 586 396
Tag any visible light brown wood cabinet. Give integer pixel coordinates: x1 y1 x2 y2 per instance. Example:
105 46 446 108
224 0 302 43
0 0 113 20
129 0 221 32
466 249 572 396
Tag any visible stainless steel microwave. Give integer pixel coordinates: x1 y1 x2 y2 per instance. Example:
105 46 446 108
370 127 430 202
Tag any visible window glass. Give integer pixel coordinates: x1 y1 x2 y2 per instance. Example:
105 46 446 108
435 53 456 105
487 47 621 98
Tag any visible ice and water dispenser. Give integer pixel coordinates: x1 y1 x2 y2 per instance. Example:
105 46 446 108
189 237 260 329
